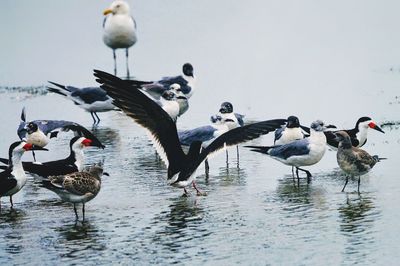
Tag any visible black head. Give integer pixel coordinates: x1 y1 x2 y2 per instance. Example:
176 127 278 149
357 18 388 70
286 116 300 128
219 102 233 114
162 90 176 101
182 63 194 77
25 122 38 134
356 117 372 127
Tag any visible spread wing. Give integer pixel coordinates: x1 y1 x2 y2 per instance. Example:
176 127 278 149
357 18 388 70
63 172 99 195
199 119 286 163
94 70 187 175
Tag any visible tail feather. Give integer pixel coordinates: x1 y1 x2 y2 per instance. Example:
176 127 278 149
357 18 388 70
47 87 68 96
244 145 272 154
0 158 9 165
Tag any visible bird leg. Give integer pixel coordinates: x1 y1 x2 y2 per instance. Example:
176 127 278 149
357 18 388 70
341 176 349 192
192 181 206 196
94 112 101 124
73 203 79 220
236 145 240 168
82 203 85 222
182 188 189 197
357 176 361 194
9 196 13 208
90 112 97 124
205 159 210 174
126 48 130 78
297 167 312 183
32 150 37 162
226 149 229 167
291 166 295 181
113 49 117 76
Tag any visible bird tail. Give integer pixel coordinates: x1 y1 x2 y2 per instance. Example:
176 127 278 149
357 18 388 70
0 157 9 165
47 81 72 97
372 155 387 162
244 145 272 154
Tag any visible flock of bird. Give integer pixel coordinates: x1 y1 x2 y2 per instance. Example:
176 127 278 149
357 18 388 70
0 0 387 221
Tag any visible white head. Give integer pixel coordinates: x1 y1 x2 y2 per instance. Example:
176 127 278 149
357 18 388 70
103 0 131 16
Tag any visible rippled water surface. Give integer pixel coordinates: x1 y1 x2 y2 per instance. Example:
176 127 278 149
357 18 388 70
2 1 400 265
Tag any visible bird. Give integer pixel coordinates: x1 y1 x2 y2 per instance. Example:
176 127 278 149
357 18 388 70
42 163 108 221
47 81 118 124
334 131 385 193
246 120 327 183
210 102 244 163
103 0 137 78
170 83 189 116
0 137 95 178
94 69 286 195
126 63 195 99
274 116 304 145
210 102 245 128
178 116 235 173
0 141 47 210
18 107 105 160
303 117 384 149
156 90 180 122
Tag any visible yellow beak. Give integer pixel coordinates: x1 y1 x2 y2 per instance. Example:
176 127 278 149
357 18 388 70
103 9 113 15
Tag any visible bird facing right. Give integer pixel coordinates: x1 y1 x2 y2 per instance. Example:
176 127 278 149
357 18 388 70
335 131 385 193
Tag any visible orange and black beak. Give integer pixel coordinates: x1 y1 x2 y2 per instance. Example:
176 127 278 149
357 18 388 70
23 143 48 151
368 122 385 133
81 138 93 147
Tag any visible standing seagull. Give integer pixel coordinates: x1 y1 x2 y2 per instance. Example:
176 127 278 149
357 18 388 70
246 120 327 183
42 164 108 221
0 137 95 178
335 131 385 193
0 141 47 209
94 69 286 195
127 63 196 99
103 0 137 78
47 81 118 124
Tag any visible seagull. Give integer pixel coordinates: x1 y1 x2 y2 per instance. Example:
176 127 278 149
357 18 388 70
179 116 235 173
274 116 304 145
0 137 95 178
47 81 118 124
157 90 180 122
42 164 108 221
335 131 385 193
18 108 105 161
246 120 327 183
126 63 195 99
0 141 47 210
94 69 286 195
303 117 384 149
103 0 137 77
170 84 189 116
210 102 244 163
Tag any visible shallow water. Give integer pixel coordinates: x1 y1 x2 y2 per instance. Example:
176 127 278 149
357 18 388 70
2 1 400 264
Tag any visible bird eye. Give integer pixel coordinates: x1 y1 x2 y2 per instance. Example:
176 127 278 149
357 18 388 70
116 4 120 8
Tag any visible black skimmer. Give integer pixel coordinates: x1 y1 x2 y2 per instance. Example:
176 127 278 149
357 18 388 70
0 141 47 209
246 120 327 183
94 69 286 195
303 117 384 148
0 137 95 178
42 164 108 221
103 0 137 77
335 131 386 193
47 81 118 124
126 63 195 99
18 107 105 160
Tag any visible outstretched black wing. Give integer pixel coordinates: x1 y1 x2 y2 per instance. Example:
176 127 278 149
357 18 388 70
199 119 286 164
94 70 187 176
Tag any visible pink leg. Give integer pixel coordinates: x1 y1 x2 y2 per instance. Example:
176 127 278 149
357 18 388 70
192 181 206 196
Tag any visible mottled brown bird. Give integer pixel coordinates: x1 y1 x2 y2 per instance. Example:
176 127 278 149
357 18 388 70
335 131 385 193
43 164 108 221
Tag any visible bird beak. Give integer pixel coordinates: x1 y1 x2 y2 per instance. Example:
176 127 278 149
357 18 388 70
103 172 110 176
369 122 385 133
82 138 93 147
23 143 48 151
177 96 187 100
103 9 113 15
326 124 337 129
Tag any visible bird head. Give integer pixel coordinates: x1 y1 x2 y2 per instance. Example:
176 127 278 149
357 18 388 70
24 122 39 134
103 0 130 16
286 116 300 128
161 90 176 101
219 102 233 114
356 117 385 134
310 120 326 132
182 63 194 77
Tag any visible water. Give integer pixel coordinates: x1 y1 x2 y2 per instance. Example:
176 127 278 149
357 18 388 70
2 1 400 265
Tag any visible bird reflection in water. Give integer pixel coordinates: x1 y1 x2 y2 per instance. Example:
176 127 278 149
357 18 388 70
338 194 380 262
151 196 207 253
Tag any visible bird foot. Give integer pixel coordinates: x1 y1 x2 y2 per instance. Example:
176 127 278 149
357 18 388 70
196 191 207 196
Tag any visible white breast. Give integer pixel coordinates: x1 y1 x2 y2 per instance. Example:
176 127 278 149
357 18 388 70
27 131 49 147
275 127 303 145
103 15 137 49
